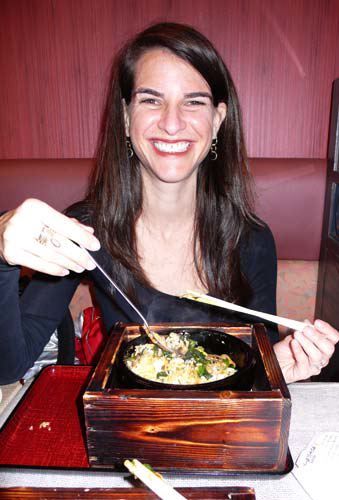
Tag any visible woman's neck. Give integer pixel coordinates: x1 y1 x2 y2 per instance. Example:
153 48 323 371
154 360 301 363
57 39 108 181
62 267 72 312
136 172 205 295
140 173 196 237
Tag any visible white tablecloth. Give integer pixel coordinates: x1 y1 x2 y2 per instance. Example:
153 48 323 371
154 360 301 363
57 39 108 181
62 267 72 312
1 382 339 499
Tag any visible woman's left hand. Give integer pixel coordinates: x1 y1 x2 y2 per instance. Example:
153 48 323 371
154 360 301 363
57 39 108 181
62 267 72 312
273 320 339 384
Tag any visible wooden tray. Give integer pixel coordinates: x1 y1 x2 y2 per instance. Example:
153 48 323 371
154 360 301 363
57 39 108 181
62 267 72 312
0 486 256 499
84 323 292 474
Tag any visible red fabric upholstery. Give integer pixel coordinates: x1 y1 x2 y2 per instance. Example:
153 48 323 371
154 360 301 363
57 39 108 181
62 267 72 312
0 158 326 260
251 159 326 260
0 159 93 213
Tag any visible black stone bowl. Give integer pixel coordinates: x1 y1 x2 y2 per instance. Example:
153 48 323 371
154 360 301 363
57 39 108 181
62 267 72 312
117 328 256 391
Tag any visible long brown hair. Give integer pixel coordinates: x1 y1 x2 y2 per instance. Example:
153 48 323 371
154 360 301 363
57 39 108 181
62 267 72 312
87 22 259 304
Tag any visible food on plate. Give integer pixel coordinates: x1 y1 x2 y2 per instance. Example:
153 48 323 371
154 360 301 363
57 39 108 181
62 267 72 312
124 332 237 385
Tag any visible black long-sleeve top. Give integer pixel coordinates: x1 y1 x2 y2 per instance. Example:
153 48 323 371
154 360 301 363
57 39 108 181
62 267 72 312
0 221 278 384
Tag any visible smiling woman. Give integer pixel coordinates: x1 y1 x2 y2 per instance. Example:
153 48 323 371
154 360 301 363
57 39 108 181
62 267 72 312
0 22 338 385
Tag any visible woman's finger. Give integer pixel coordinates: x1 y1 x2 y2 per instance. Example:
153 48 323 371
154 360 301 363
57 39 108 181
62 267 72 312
294 327 334 367
293 328 323 361
306 326 335 353
68 218 95 234
289 338 316 379
29 233 96 272
36 212 100 252
5 247 71 276
313 319 339 343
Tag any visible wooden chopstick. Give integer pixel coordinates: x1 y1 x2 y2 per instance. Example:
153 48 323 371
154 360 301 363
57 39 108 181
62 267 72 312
181 290 306 332
124 459 186 500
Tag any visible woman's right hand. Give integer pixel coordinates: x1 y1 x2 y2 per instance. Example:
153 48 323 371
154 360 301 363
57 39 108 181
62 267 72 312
0 198 100 276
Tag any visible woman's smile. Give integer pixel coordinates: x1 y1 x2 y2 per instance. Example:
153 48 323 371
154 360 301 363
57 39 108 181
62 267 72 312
151 139 192 155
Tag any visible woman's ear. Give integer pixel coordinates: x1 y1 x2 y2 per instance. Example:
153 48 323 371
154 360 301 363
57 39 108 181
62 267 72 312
122 99 130 136
213 102 227 138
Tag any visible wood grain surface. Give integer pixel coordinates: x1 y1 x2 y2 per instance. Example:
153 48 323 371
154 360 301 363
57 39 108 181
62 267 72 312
1 0 338 159
84 323 291 473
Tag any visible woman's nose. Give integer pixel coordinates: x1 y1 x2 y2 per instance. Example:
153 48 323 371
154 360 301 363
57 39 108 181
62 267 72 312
157 104 186 135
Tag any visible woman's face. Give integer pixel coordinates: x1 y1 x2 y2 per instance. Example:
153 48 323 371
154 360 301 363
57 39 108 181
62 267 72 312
124 49 227 184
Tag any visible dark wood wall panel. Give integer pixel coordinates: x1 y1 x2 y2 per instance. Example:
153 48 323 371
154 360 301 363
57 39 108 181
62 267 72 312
1 0 339 159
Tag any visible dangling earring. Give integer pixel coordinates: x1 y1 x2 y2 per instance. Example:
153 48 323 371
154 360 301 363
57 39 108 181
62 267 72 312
210 137 218 161
126 137 134 158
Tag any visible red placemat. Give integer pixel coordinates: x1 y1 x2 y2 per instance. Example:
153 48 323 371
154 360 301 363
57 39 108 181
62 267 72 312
0 365 92 468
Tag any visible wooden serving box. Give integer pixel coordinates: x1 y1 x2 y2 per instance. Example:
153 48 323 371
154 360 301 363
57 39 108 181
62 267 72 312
83 323 291 474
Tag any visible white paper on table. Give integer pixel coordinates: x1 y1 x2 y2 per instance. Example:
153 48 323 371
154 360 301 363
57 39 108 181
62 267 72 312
292 432 339 500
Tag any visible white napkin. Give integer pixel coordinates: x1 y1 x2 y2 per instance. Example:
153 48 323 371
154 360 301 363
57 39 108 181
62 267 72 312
293 432 339 499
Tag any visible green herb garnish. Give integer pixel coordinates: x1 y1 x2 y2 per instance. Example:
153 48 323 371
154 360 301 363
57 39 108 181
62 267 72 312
223 357 230 368
223 356 236 369
162 350 173 359
184 344 208 363
197 364 212 379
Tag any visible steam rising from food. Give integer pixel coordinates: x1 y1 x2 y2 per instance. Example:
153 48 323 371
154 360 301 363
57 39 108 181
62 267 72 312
124 332 237 385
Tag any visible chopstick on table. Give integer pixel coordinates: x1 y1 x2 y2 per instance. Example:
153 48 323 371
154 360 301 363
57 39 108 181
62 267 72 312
124 459 187 500
181 290 306 332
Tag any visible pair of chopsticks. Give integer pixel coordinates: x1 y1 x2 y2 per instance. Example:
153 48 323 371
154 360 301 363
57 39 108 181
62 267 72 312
124 459 186 500
181 290 306 332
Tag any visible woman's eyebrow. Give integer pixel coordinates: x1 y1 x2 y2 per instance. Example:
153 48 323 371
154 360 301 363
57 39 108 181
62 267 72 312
133 88 163 97
132 89 212 100
184 92 212 100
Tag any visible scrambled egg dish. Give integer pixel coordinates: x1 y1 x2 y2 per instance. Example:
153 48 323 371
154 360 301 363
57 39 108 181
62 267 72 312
125 332 237 385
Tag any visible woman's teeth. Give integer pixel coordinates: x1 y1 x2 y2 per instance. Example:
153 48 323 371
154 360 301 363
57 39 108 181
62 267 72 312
153 141 190 153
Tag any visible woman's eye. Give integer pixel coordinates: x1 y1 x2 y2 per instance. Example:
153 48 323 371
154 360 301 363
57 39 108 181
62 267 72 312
139 98 160 105
186 100 206 106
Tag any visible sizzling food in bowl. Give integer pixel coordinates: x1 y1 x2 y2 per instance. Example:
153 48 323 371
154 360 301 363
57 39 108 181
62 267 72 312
125 332 237 385
119 328 256 391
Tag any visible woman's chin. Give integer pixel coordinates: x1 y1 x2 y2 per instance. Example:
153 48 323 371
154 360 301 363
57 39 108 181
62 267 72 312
143 165 199 185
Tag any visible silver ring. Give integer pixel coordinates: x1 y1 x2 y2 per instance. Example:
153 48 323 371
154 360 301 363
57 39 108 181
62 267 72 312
36 225 51 246
36 225 61 248
50 237 61 248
